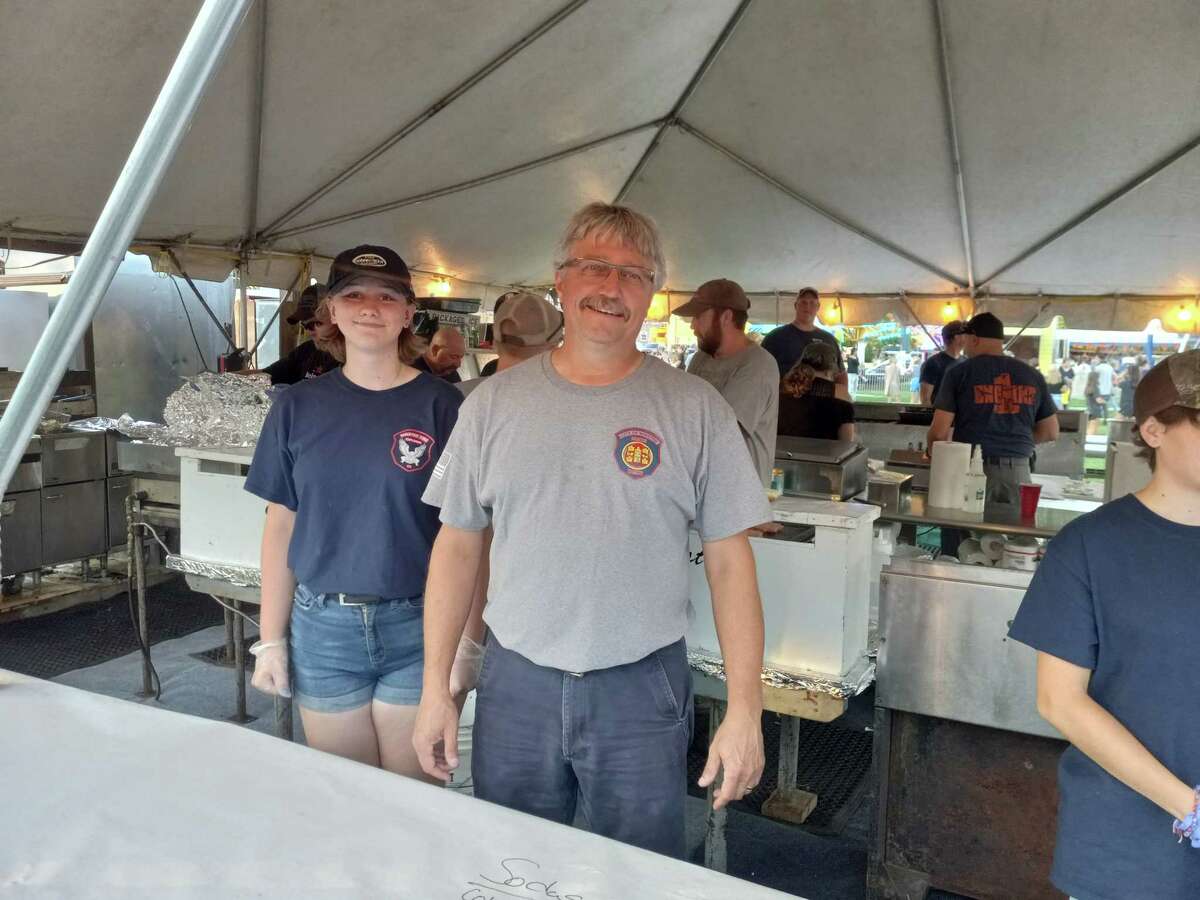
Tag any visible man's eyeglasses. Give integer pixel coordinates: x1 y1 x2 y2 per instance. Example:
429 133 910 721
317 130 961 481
559 257 655 289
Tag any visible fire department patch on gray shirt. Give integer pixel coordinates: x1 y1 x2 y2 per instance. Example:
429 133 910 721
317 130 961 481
423 352 769 672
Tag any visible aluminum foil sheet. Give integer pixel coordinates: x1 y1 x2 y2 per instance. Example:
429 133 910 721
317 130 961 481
67 414 170 443
165 554 262 588
687 650 876 700
162 373 273 447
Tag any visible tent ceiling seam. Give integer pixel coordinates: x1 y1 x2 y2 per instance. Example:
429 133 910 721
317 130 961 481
932 0 975 295
256 0 590 240
614 0 755 204
675 119 969 289
976 128 1200 289
265 118 665 241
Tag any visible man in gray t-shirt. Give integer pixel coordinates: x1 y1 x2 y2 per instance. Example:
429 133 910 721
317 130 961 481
414 203 768 859
673 278 779 487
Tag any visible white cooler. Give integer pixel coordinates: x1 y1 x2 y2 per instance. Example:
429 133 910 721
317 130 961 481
176 446 266 568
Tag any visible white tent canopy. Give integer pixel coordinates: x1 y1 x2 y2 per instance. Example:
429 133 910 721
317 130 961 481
4 0 1200 326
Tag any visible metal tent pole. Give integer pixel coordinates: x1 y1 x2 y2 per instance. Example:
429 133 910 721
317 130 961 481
0 0 253 496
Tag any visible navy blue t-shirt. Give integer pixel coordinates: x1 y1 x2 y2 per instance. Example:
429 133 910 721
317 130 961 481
918 351 959 400
244 369 462 597
1009 496 1200 900
761 324 843 376
934 354 1056 459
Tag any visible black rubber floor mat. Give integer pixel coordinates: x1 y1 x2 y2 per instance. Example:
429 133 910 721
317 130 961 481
0 576 225 679
191 634 256 670
687 709 873 835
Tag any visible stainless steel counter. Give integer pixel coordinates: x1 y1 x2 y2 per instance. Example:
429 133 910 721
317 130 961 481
853 402 1087 478
872 491 1096 538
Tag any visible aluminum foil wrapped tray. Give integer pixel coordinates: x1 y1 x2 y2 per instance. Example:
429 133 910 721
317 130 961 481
162 372 273 447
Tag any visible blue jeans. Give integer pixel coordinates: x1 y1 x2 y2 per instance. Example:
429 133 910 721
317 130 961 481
288 584 425 712
472 635 694 858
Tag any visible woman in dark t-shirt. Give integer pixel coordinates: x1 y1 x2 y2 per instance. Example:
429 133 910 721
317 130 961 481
777 342 856 442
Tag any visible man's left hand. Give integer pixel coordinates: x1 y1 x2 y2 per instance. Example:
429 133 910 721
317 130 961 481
698 707 765 809
747 521 783 537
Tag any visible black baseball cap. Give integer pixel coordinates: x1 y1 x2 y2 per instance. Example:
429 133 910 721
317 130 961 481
326 245 414 299
964 312 1005 340
285 283 326 324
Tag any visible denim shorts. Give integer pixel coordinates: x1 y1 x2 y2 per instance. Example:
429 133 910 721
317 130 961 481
288 583 424 713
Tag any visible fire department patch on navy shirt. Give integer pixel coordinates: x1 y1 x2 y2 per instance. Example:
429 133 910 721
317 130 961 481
244 369 461 597
934 355 1056 459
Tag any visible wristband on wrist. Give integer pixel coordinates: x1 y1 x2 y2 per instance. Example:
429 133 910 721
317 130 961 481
1171 786 1200 848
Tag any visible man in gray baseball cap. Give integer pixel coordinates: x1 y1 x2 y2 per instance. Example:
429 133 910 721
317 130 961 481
673 279 779 487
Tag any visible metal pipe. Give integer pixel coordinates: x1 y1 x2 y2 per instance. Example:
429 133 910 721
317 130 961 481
258 0 590 239
614 0 756 203
269 119 664 241
675 119 969 289
248 265 307 358
167 247 239 350
897 292 941 348
977 130 1200 289
0 0 252 498
932 0 975 294
1003 300 1052 351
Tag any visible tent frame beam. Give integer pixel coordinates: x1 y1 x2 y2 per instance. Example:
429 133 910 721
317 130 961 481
976 129 1200 289
244 0 269 244
932 0 975 295
257 0 590 240
0 0 252 497
675 119 969 288
267 119 665 241
613 0 755 204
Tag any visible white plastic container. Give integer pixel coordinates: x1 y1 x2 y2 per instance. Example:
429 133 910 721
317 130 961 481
177 447 266 567
962 447 987 514
1002 536 1040 571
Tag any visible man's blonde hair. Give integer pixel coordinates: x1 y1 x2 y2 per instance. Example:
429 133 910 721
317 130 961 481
555 202 667 290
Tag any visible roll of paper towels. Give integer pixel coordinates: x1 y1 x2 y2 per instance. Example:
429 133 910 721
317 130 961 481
980 533 1006 561
929 441 971 509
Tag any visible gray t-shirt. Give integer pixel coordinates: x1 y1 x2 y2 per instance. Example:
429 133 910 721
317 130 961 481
423 352 769 672
687 344 779 486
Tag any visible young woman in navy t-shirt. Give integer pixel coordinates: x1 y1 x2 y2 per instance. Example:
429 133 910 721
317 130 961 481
1010 350 1200 899
244 244 475 778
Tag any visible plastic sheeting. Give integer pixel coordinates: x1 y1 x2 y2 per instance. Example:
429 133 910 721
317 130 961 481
0 670 796 899
5 1 1200 300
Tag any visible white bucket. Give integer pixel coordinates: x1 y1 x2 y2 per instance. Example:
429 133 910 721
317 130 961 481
1002 536 1040 571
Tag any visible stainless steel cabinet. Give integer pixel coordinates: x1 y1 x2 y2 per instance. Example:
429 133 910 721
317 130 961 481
41 480 106 564
40 432 107 486
1 491 42 575
106 477 132 548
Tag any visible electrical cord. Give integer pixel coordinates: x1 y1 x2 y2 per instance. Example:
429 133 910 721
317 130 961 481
170 274 213 373
3 252 73 269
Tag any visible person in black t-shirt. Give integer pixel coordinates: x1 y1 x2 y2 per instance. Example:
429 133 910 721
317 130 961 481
761 287 843 377
927 312 1059 516
777 342 856 442
918 320 967 406
412 326 466 383
243 284 342 385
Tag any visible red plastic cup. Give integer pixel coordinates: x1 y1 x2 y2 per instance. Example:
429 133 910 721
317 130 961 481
1019 483 1042 519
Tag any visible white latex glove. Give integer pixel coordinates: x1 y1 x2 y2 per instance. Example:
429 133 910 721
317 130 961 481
448 635 485 698
249 638 291 698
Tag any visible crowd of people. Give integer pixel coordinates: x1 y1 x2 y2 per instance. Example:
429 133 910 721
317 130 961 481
238 201 1200 898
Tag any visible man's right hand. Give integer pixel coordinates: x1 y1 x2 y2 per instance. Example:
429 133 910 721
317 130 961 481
412 691 462 782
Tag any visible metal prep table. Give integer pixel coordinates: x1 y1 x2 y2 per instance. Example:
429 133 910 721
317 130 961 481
854 403 1088 479
868 558 1069 899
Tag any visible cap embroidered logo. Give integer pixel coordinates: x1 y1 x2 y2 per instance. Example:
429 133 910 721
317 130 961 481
352 253 388 267
614 427 662 479
391 429 435 473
